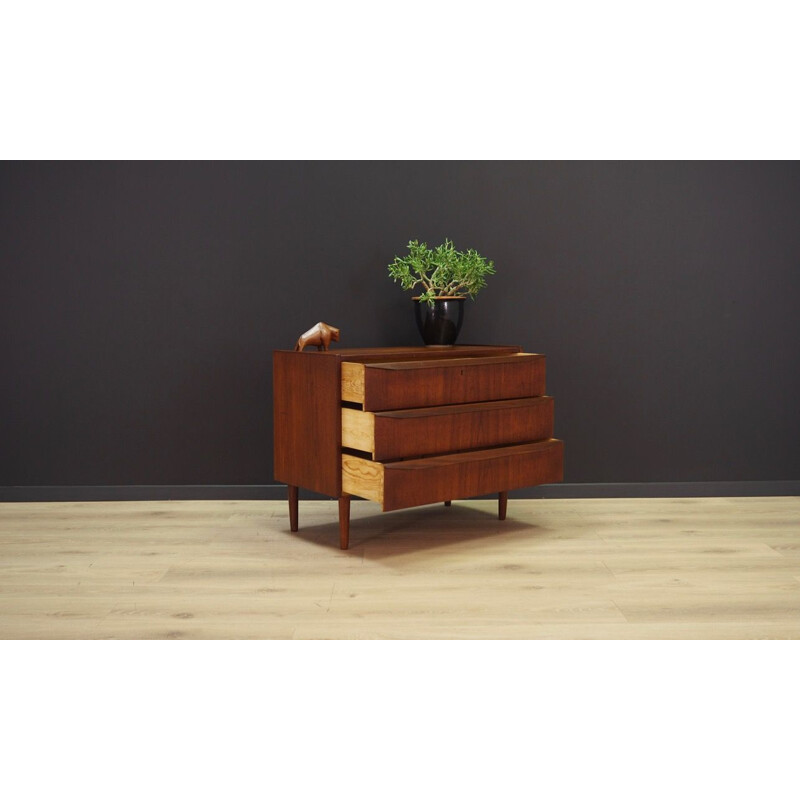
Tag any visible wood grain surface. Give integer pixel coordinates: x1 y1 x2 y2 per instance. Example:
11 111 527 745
353 353 546 411
376 439 564 511
370 397 555 461
340 440 563 511
304 345 522 362
342 454 384 504
340 362 365 404
273 350 341 497
341 407 375 453
2 497 797 639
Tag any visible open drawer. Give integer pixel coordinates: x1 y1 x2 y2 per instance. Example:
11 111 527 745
342 396 555 461
342 439 564 512
341 353 546 411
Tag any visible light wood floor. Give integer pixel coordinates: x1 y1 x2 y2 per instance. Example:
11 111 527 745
1 497 798 639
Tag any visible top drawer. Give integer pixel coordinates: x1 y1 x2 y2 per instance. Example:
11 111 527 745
341 353 545 411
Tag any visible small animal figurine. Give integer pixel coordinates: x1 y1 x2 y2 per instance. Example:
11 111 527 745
294 322 340 352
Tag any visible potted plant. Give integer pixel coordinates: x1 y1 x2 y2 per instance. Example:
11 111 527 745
387 239 496 346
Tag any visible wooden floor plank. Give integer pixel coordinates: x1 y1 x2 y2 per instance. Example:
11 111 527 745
1 497 798 639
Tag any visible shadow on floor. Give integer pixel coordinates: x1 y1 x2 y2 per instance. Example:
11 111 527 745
283 501 548 559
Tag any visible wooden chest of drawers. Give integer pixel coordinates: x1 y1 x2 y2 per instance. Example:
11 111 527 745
273 345 563 549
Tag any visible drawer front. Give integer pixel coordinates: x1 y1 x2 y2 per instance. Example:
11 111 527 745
342 439 564 511
341 353 545 411
342 397 555 460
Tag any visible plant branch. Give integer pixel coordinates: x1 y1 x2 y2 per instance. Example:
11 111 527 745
387 239 495 305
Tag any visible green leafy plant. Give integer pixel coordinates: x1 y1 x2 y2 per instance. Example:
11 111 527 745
387 239 496 306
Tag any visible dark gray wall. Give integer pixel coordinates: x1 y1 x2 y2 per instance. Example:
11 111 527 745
1 162 799 495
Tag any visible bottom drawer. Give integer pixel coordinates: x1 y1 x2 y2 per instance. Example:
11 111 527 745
342 439 564 512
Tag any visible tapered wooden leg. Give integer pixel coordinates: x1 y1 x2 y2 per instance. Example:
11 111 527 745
498 491 508 521
339 494 351 550
444 500 452 507
288 485 298 532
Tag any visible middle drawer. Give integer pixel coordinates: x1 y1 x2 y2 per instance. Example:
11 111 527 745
342 396 554 461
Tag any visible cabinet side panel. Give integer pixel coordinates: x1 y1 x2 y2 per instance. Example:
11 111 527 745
273 351 341 497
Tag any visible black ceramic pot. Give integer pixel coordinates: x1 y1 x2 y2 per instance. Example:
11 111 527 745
413 297 465 346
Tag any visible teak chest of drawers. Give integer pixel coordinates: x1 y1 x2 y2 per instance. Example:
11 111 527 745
273 345 564 549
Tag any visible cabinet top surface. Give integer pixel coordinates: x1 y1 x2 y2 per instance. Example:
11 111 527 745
274 345 523 362
353 353 543 371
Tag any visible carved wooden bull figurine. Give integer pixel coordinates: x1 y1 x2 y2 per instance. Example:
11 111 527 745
294 322 340 352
